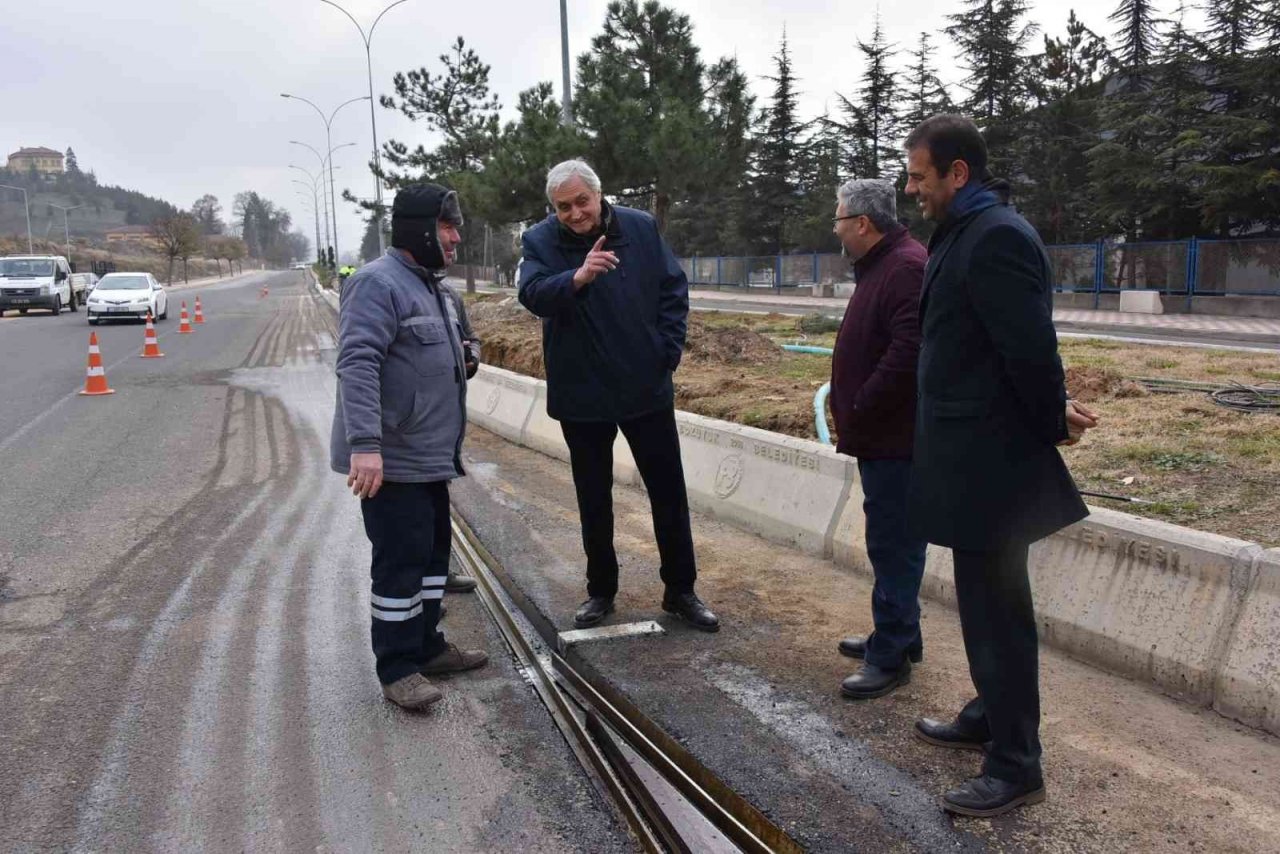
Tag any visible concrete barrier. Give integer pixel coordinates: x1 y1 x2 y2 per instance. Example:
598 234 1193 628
1028 509 1259 703
464 363 1280 736
673 411 857 556
1118 289 1164 314
1214 549 1280 733
466 366 538 445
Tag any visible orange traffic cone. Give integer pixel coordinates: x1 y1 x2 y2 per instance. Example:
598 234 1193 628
194 296 205 324
79 332 115 396
140 312 164 358
179 301 192 334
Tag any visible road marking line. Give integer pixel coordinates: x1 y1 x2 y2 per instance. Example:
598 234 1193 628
557 620 665 654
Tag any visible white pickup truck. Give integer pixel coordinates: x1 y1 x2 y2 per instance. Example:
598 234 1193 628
0 255 90 316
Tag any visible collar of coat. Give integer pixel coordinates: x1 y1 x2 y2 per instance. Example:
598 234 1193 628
555 199 623 247
852 224 911 278
387 247 446 286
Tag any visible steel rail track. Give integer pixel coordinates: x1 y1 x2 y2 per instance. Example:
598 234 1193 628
450 511 803 854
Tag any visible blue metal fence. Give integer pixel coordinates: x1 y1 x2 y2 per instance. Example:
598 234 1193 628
678 237 1280 300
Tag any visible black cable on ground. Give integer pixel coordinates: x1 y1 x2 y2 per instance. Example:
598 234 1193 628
1210 382 1280 413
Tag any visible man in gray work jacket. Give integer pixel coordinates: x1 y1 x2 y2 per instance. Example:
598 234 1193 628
330 184 488 711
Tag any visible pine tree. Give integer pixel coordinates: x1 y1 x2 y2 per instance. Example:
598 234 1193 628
753 29 803 253
841 15 900 180
1108 0 1160 72
901 34 955 133
574 0 711 231
64 147 80 175
1016 10 1109 243
945 0 1038 174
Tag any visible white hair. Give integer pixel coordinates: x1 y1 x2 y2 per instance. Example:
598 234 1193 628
836 178 898 232
545 159 602 202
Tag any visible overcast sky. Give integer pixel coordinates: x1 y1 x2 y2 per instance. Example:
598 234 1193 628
3 0 1201 257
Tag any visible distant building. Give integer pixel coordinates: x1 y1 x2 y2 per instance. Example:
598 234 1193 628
7 146 64 175
105 225 159 249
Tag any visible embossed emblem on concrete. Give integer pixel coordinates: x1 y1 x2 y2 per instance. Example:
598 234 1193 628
714 454 744 499
484 386 501 414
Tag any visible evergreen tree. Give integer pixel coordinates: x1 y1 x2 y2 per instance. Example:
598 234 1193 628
840 15 901 180
1016 10 1109 243
901 34 955 132
64 147 80 175
574 0 711 231
1108 0 1160 72
474 82 586 227
946 0 1038 173
753 29 803 253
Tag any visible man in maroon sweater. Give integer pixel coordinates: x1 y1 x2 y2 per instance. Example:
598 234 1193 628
829 178 930 700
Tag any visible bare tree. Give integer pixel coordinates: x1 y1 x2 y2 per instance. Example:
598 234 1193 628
149 213 202 284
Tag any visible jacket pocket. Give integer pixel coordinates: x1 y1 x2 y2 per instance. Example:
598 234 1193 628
400 317 452 377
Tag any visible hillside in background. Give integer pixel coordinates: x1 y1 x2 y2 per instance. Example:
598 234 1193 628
0 157 179 244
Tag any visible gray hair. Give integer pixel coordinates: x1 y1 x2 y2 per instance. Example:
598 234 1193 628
546 159 602 201
836 179 897 233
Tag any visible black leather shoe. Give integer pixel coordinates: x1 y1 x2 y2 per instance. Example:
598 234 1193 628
942 774 1045 817
445 573 477 593
914 718 988 752
574 596 614 628
661 592 720 632
837 635 923 663
840 661 911 699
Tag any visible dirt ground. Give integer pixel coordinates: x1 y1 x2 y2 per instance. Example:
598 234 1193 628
467 295 1280 546
458 427 1280 853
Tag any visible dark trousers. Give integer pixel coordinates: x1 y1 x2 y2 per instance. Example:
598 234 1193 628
857 458 928 668
360 480 450 685
560 406 696 599
952 542 1042 785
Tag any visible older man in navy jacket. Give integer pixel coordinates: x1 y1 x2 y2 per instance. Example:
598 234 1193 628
518 159 719 632
829 179 929 701
904 116 1099 817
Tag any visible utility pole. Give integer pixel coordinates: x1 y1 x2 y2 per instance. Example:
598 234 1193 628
560 0 573 125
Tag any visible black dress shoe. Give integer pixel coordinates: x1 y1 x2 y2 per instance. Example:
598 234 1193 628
444 573 477 593
914 718 988 752
574 596 614 628
942 774 1045 817
840 661 911 699
837 635 923 663
661 592 720 632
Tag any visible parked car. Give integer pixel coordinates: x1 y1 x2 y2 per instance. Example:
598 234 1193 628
0 255 83 315
86 272 168 325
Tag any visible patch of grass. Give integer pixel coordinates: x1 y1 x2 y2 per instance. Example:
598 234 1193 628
1145 450 1224 471
1144 357 1180 370
1250 369 1280 382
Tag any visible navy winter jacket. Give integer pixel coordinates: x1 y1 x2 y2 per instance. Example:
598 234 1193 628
518 204 689 422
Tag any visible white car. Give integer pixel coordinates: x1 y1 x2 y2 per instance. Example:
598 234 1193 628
86 272 168 325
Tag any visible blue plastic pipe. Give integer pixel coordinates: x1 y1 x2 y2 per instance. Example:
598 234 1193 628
779 344 836 443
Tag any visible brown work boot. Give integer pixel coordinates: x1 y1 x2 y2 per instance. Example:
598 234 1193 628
381 673 443 711
422 642 489 675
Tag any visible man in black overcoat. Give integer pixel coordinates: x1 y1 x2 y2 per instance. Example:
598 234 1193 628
903 115 1099 817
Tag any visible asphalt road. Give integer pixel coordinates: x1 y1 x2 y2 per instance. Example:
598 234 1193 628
0 271 631 852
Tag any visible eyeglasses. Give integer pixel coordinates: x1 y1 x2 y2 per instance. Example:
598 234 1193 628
832 213 866 226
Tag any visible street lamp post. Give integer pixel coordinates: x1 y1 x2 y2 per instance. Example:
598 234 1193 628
0 184 34 253
290 164 329 258
290 147 331 258
280 93 369 268
319 0 409 257
560 0 573 125
48 203 86 268
292 180 324 264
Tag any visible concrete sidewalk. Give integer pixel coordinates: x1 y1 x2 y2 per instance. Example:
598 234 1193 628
686 287 1280 342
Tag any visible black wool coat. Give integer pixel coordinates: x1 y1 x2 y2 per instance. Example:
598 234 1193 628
907 201 1088 550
